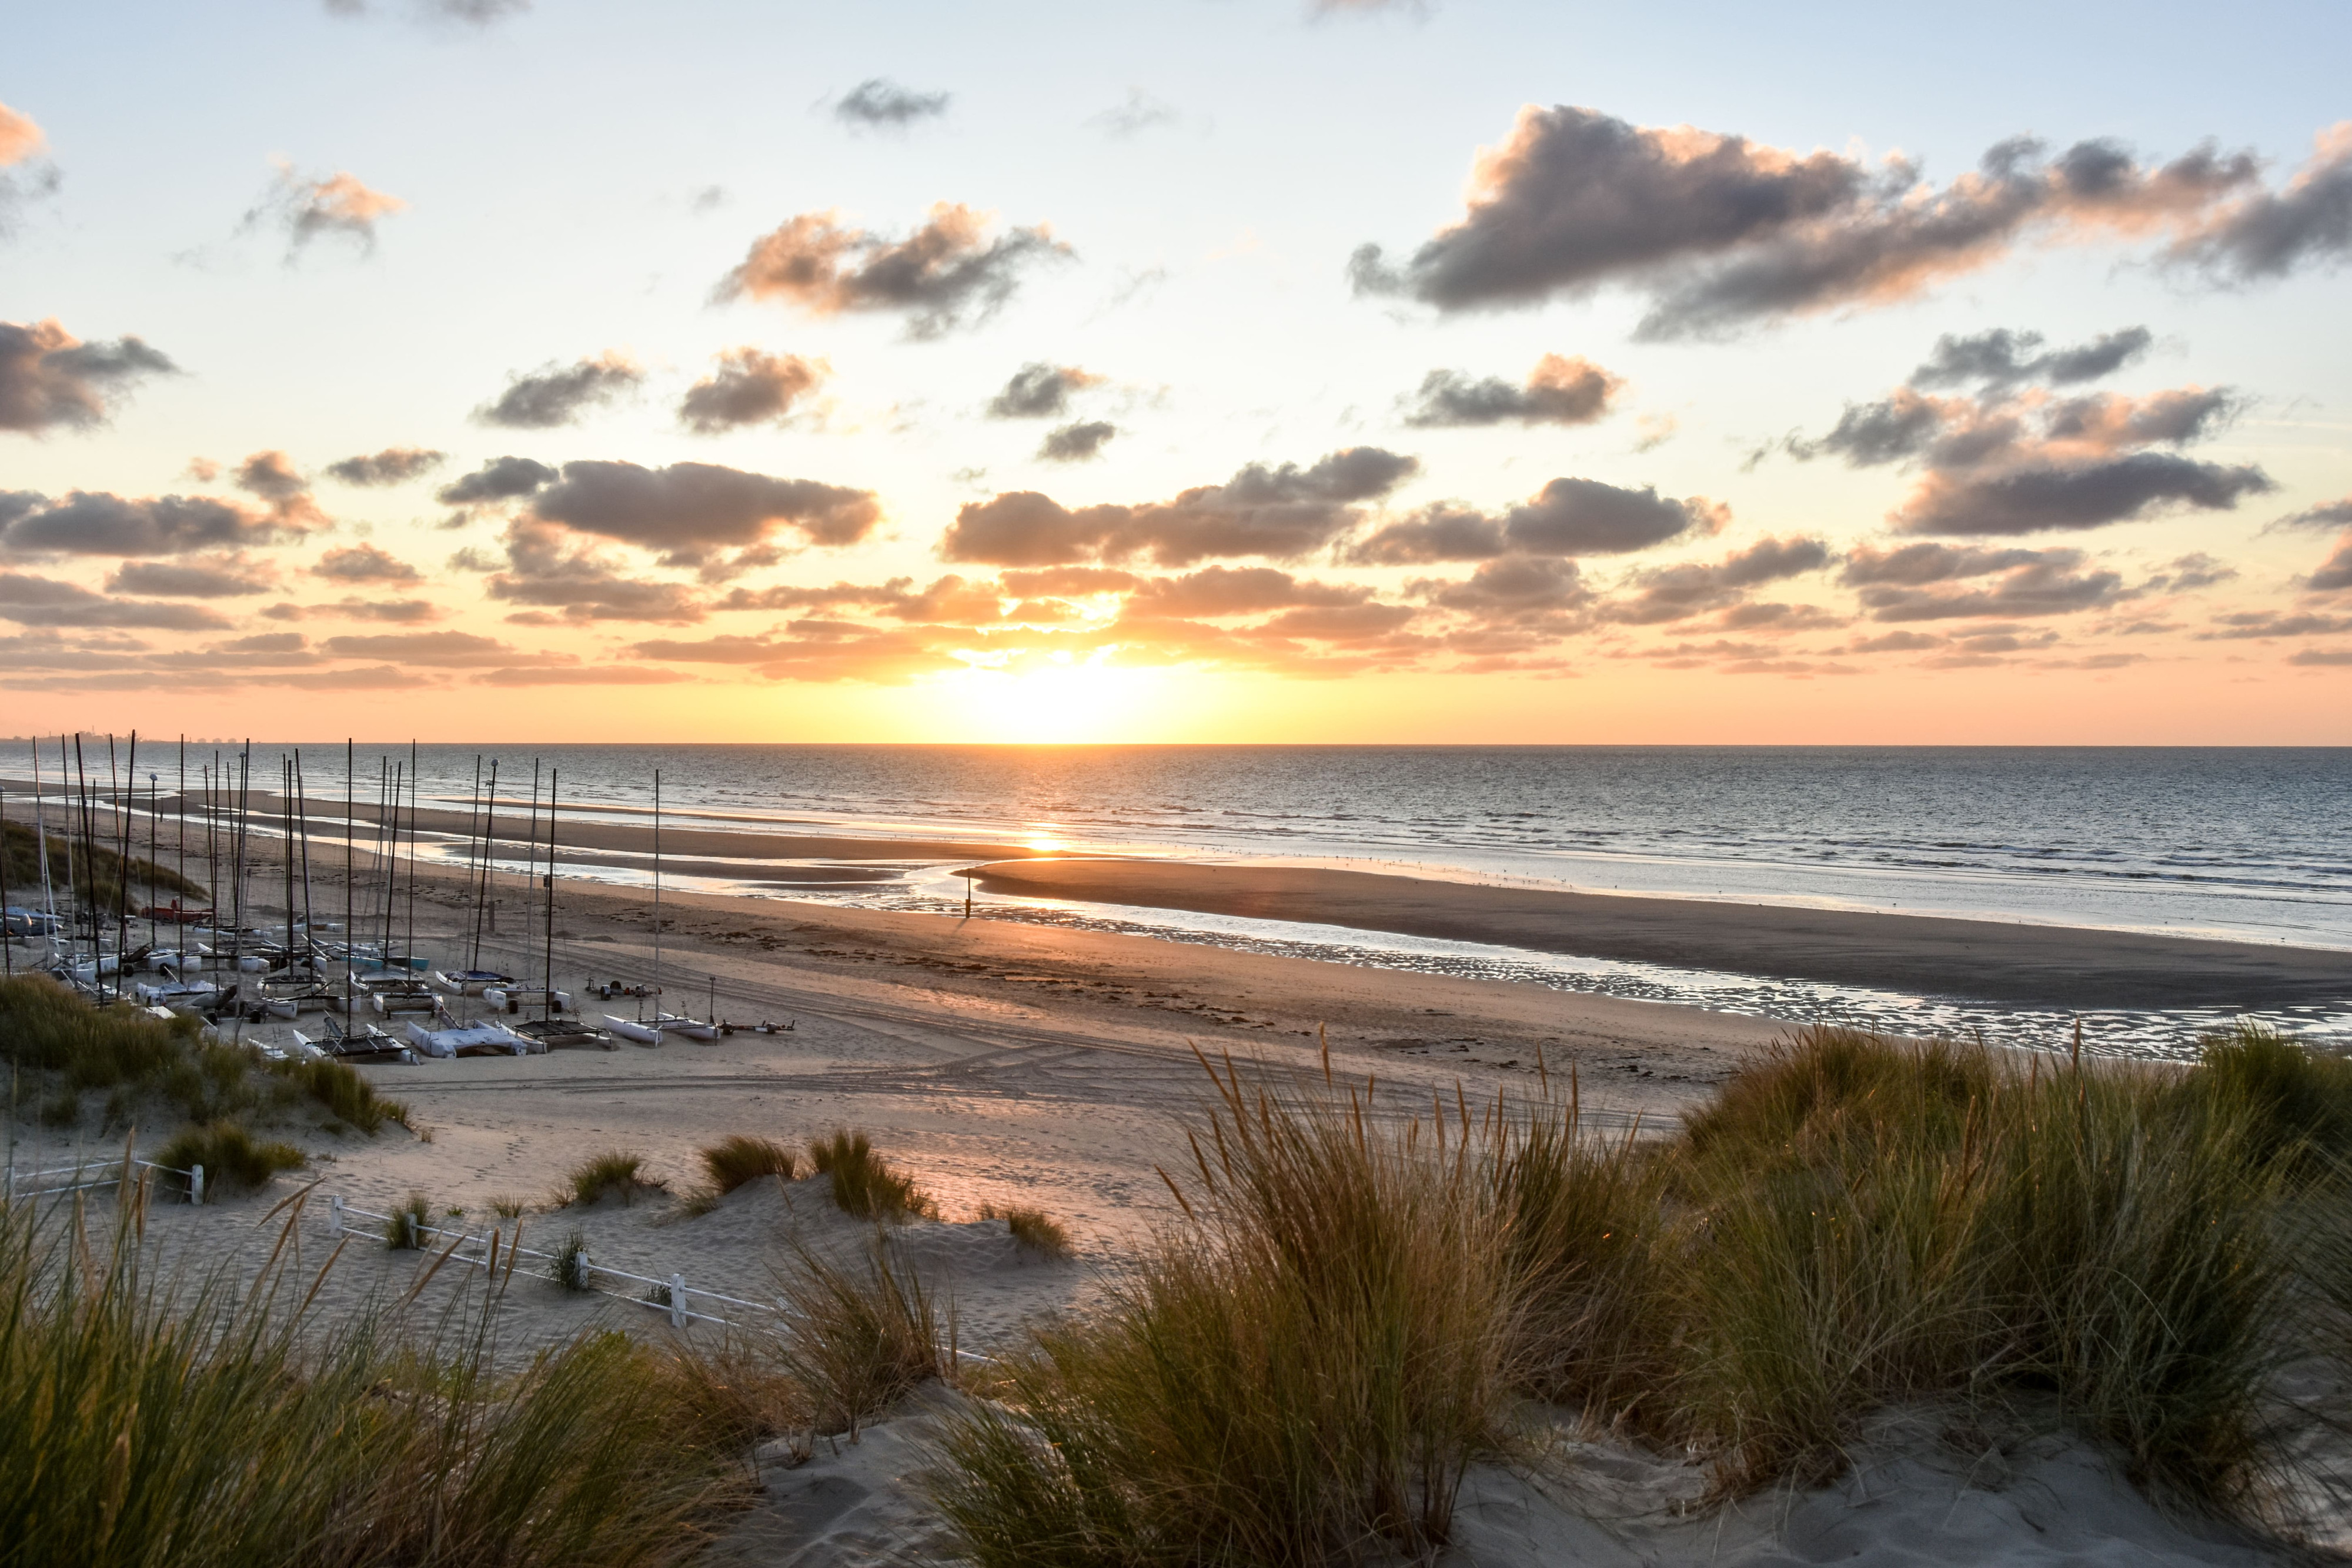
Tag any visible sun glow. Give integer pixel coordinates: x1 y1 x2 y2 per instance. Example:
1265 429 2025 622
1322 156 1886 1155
928 652 1190 743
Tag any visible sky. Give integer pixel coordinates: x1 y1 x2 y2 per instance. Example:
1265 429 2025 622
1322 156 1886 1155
3 0 2350 744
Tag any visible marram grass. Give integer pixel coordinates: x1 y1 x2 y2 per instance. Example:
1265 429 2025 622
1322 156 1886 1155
0 1190 777 1568
930 1025 2352 1565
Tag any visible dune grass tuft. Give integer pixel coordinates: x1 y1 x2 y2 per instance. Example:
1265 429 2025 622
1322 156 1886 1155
0 1198 761 1567
977 1201 1073 1259
384 1191 435 1250
807 1129 937 1222
772 1234 950 1442
566 1149 662 1208
153 1121 305 1195
933 1027 2352 1562
698 1134 797 1194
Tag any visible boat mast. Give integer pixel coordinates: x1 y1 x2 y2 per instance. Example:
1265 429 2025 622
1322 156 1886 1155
652 767 662 1022
344 738 354 1015
544 767 557 1023
31 738 56 966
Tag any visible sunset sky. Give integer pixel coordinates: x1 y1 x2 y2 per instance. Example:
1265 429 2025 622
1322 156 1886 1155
5 0 2350 743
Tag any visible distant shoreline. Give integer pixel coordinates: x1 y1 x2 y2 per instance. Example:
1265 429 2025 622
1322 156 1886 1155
967 857 2352 1012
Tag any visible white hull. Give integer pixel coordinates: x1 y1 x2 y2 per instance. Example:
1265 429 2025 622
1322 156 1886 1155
602 1014 662 1045
656 1014 718 1041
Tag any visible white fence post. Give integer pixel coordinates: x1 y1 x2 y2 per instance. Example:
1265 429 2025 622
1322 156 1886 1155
669 1272 687 1329
404 1211 419 1249
329 1193 345 1236
189 1165 205 1207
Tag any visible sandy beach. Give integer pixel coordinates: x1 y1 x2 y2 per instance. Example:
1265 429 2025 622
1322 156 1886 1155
968 855 2352 1009
12 805 2351 1565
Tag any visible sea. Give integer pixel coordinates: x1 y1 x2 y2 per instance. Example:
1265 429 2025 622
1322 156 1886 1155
6 743 2349 1059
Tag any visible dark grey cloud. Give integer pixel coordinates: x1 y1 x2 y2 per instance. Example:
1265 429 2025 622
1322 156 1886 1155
2311 536 2352 593
1038 420 1117 462
0 571 232 629
942 447 1418 568
1 319 178 433
1788 342 2270 537
1841 542 2059 587
105 558 274 597
2170 128 2352 280
323 446 445 486
1911 326 2152 389
1602 536 1832 624
2271 496 2352 533
1344 477 1723 564
1416 556 1591 620
232 450 309 505
319 630 566 667
312 543 422 583
1350 105 2346 337
988 363 1100 419
528 459 881 569
717 203 1071 337
2201 610 2352 640
834 79 951 129
243 163 406 256
678 348 825 433
473 353 642 429
1127 566 1371 617
1896 452 2273 536
436 455 559 507
1840 543 2124 620
0 491 310 557
2288 647 2352 666
1401 353 1620 428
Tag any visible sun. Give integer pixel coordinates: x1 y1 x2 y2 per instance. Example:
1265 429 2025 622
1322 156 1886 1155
926 651 1188 743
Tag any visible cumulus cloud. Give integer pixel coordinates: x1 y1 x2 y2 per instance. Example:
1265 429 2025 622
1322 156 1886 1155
1401 353 1621 427
1601 536 1831 624
1 319 178 433
1788 346 2271 536
323 446 445 486
834 78 950 129
678 348 825 433
1127 566 1371 617
467 519 703 626
245 162 406 256
319 630 568 667
0 571 232 630
1351 105 2351 337
436 455 559 507
943 447 1418 567
988 362 1102 419
0 490 318 557
1910 326 2153 389
2170 124 2352 280
1344 476 1723 564
526 459 881 571
312 543 422 583
2311 536 2352 593
717 203 1071 337
473 353 642 429
2273 496 2352 533
1840 541 2123 620
1038 420 1117 462
105 557 275 597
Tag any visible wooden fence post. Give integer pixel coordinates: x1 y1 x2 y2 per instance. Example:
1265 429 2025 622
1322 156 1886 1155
669 1272 686 1329
189 1165 205 1207
329 1193 344 1236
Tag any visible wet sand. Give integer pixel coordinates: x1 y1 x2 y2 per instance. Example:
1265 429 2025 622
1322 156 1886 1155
966 857 2352 1011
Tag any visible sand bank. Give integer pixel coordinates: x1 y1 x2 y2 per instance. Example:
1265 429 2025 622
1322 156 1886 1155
967 857 2352 1010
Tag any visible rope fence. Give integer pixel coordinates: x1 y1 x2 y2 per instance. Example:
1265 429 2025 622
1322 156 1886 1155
324 1194 991 1365
5 1153 205 1205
